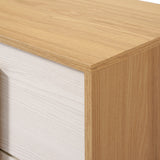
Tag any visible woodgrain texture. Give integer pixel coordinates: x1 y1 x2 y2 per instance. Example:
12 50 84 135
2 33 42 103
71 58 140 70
0 0 160 160
85 42 160 160
0 43 84 160
0 0 160 71
0 150 18 160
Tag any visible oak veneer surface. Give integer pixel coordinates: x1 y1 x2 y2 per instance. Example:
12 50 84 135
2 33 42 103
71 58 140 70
0 44 84 160
0 1 160 160
0 0 160 71
85 43 160 160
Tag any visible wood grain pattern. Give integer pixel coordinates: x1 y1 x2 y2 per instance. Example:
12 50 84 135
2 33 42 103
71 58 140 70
85 42 160 160
0 0 160 160
0 43 84 160
0 0 160 71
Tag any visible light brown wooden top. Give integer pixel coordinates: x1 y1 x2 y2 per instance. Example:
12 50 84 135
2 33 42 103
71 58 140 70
0 0 160 71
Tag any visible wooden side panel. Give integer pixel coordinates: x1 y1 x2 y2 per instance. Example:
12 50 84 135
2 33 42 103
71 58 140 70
86 44 160 160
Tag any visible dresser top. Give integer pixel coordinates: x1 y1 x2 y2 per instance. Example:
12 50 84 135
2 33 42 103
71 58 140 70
0 0 160 71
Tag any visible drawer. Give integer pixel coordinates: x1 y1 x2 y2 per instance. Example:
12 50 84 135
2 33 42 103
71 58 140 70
1 0 160 159
0 43 85 160
1 42 160 160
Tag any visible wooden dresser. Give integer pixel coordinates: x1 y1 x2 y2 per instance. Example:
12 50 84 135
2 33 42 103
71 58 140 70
0 0 160 160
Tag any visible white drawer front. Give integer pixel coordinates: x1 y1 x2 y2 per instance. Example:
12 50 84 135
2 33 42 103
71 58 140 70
0 43 84 160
